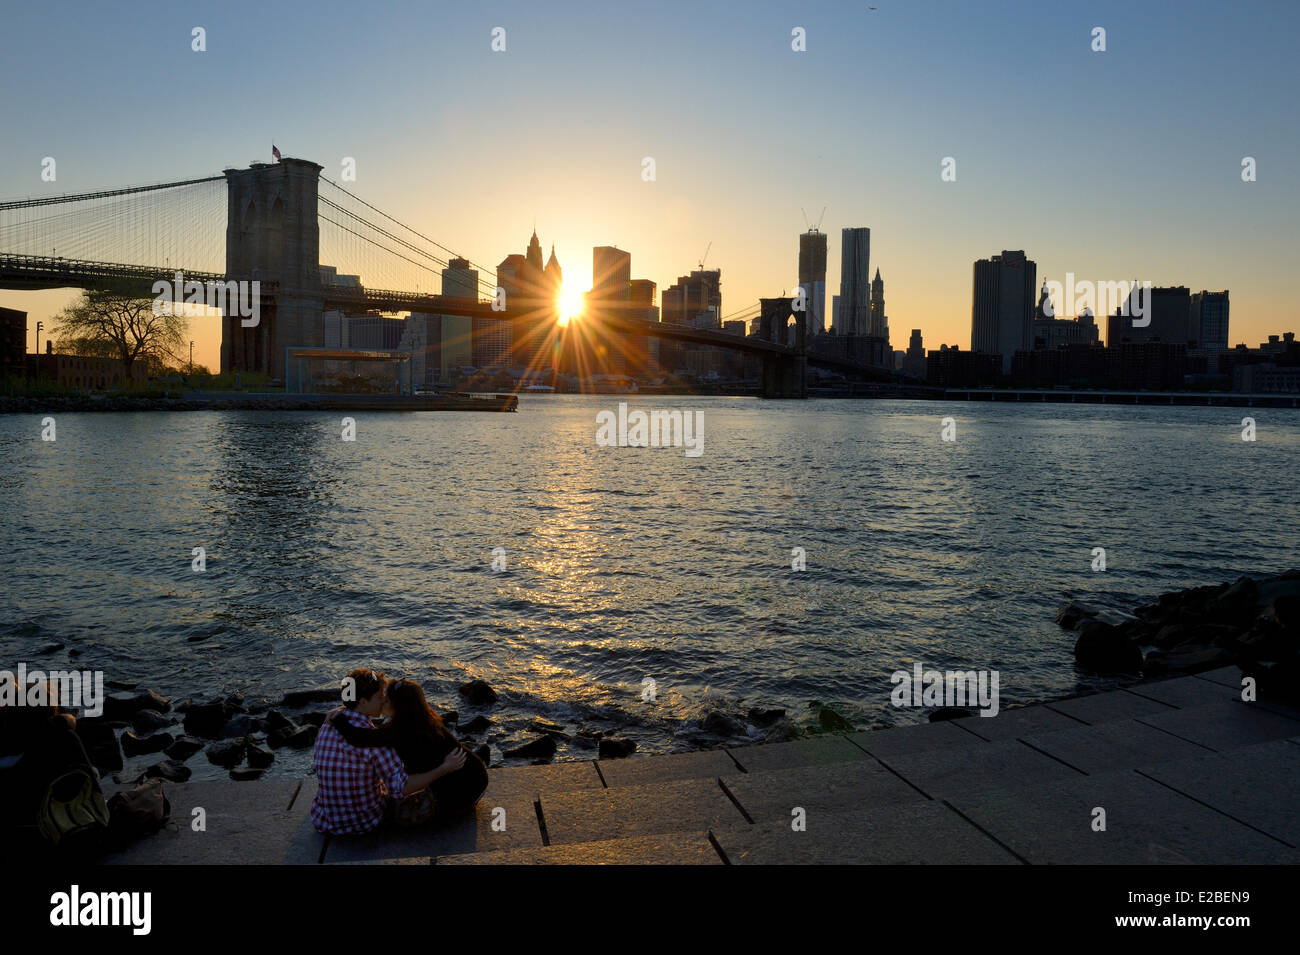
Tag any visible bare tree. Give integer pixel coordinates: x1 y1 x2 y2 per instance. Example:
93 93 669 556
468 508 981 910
53 286 188 379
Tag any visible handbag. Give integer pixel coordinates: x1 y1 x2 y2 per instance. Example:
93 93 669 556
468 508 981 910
393 787 437 827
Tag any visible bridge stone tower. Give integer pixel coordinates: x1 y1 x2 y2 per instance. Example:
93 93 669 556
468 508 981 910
221 158 324 378
758 296 807 398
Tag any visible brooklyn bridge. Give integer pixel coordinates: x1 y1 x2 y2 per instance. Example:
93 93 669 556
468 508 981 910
0 156 901 398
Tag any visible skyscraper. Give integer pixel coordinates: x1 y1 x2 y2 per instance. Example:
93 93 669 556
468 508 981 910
971 250 1036 373
442 257 479 300
868 267 888 346
1190 290 1230 351
798 230 827 337
839 228 871 336
1108 286 1191 347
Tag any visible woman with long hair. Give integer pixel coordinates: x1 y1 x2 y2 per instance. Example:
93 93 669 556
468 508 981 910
329 677 488 819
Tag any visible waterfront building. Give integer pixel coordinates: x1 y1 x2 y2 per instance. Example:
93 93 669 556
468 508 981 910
971 250 1036 373
838 228 870 336
798 229 827 337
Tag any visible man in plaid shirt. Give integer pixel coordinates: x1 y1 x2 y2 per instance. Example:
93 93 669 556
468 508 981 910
310 669 463 835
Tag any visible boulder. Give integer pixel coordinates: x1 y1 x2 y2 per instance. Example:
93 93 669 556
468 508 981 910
296 711 327 728
120 730 174 757
441 710 459 724
246 742 275 769
701 711 745 737
817 706 855 732
1074 619 1143 673
747 707 786 727
263 709 294 733
504 735 557 760
141 759 191 783
459 715 493 734
102 688 171 721
1055 601 1100 631
131 709 174 734
1143 645 1234 677
281 725 318 749
164 736 204 761
183 702 230 738
458 680 498 706
220 714 264 739
205 738 247 768
528 718 569 738
597 738 637 759
278 686 341 708
763 719 800 743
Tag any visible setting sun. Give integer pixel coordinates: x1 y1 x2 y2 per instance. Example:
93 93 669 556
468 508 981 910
557 281 585 326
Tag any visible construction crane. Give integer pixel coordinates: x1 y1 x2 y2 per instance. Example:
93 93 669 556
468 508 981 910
698 241 712 271
800 207 827 233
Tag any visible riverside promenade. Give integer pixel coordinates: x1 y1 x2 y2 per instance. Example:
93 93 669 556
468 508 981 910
100 667 1300 865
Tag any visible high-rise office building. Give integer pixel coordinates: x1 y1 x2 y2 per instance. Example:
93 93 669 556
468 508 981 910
1108 285 1191 347
661 269 721 327
1190 290 1230 351
904 328 926 379
798 230 827 336
839 228 871 336
442 257 479 300
971 250 1036 373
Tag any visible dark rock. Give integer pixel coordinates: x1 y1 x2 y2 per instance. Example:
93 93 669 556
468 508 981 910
1271 594 1300 633
1143 646 1235 677
141 759 191 783
120 730 174 757
164 736 203 761
929 706 974 722
1055 600 1100 631
246 742 275 769
296 711 327 728
569 735 598 750
504 735 557 760
278 686 340 708
131 709 174 734
763 719 800 743
597 738 637 759
817 706 854 732
441 710 459 724
230 767 264 781
76 719 122 773
747 707 786 727
205 738 247 768
102 688 171 721
220 714 263 739
1074 619 1143 673
701 711 745 736
459 715 492 733
263 709 294 733
458 680 498 706
281 724 317 749
183 702 230 738
473 744 491 768
36 642 64 655
528 718 569 738
224 692 246 711
105 680 136 691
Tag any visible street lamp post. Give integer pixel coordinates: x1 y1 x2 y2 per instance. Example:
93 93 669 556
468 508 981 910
35 321 43 357
189 341 194 375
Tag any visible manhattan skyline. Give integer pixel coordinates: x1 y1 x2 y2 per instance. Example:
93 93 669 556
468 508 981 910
1 0 1296 372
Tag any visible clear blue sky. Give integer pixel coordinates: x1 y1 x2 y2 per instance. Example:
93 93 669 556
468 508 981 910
2 0 1296 367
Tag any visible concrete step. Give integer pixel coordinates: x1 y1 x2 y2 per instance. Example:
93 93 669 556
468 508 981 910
436 831 723 865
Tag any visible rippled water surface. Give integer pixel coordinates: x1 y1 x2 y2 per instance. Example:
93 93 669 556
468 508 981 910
2 397 1298 765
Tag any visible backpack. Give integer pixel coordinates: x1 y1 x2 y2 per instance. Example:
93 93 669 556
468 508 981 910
37 768 111 850
107 778 171 845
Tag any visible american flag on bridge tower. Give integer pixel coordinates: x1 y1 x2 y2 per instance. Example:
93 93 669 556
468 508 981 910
272 145 282 161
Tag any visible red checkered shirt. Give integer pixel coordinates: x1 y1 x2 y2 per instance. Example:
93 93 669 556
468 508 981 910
310 706 409 835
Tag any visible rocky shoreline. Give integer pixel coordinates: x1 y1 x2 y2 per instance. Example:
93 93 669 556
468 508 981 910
62 569 1300 787
1 393 517 414
1061 569 1300 705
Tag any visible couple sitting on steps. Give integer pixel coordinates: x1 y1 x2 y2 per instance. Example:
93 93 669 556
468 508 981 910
310 668 489 835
